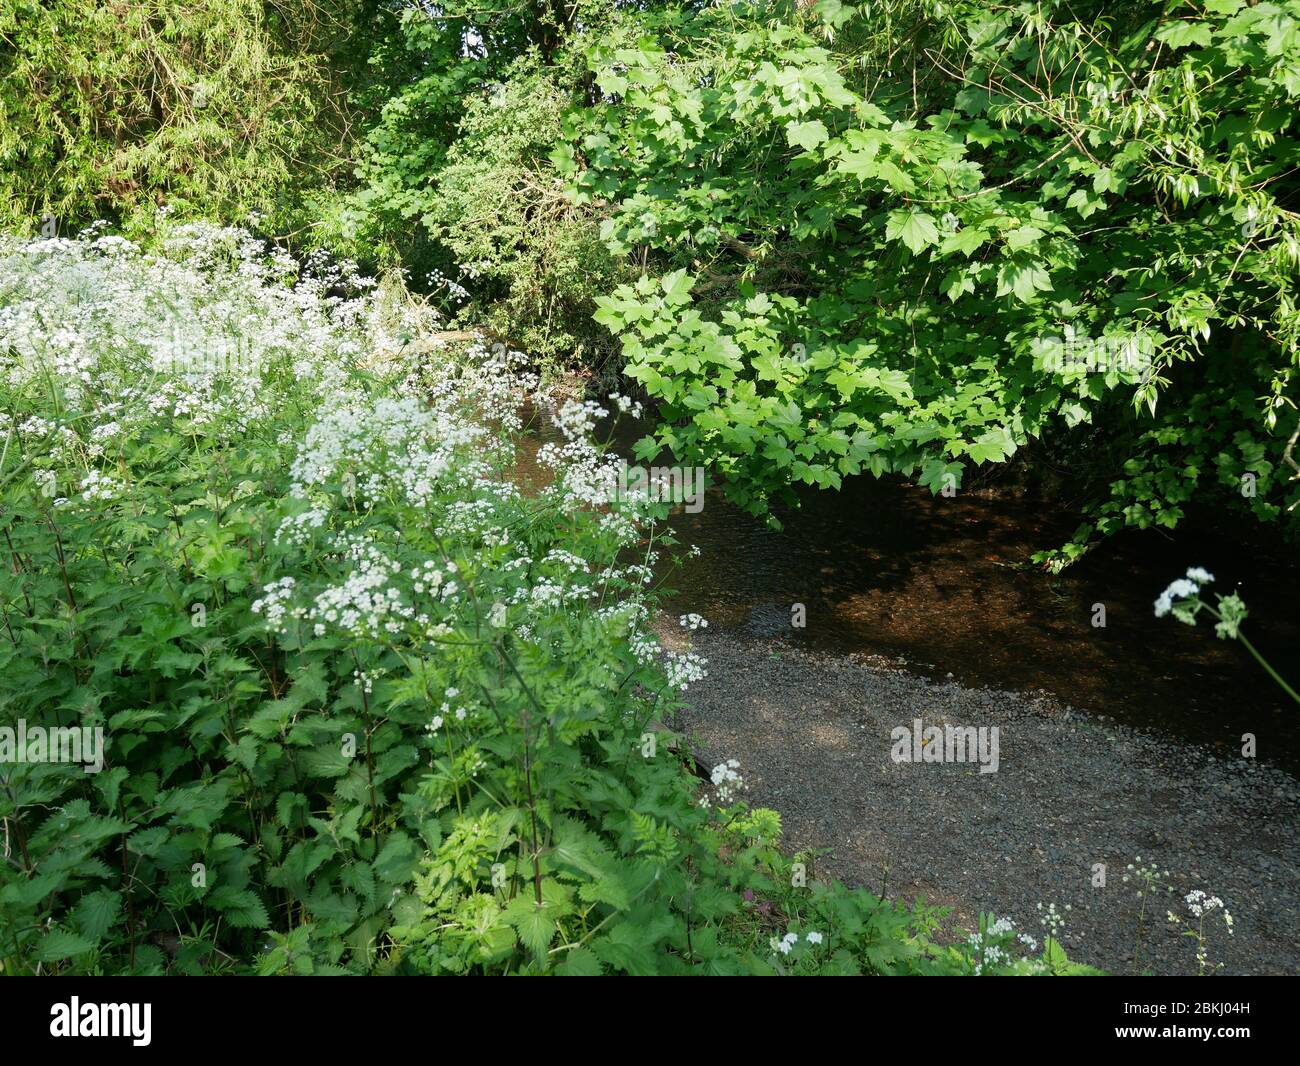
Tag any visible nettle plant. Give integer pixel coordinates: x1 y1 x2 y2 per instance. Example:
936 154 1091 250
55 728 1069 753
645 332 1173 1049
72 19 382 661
0 224 1082 975
564 0 1300 558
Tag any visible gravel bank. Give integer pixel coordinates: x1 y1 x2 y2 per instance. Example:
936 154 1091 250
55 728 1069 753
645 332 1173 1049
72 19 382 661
660 622 1300 975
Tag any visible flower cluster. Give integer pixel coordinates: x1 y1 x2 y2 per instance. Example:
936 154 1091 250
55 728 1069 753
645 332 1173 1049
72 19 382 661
707 759 745 805
664 649 708 691
608 391 644 419
0 222 439 523
1037 901 1070 938
1122 856 1172 900
1180 890 1229 921
1169 890 1234 974
1154 567 1214 620
79 468 122 503
770 929 823 956
251 578 298 632
966 915 1040 975
1154 566 1251 641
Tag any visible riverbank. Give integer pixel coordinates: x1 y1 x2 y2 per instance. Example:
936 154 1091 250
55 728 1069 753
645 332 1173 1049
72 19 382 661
660 621 1300 976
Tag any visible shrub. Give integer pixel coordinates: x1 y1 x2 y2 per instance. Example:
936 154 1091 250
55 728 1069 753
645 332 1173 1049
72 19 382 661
0 225 1091 975
414 62 626 373
0 0 371 236
344 21 627 374
564 0 1300 556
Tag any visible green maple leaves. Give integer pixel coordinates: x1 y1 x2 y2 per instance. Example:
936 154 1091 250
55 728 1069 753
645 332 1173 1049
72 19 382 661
884 209 1054 306
996 258 1054 304
787 119 830 151
885 208 941 254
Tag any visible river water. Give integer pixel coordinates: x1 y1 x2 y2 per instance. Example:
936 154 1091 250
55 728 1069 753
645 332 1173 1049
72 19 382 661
516 404 1300 774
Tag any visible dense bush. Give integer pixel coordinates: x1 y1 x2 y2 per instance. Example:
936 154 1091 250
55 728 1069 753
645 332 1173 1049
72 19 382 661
556 0 1300 562
0 227 1094 974
10 3 1295 567
336 7 630 370
0 0 385 236
11 0 1286 981
414 62 626 371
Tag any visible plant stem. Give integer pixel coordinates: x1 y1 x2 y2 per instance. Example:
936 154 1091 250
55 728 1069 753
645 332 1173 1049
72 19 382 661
1236 632 1300 706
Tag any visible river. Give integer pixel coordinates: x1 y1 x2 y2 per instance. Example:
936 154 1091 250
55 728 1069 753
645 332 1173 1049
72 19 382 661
516 401 1300 773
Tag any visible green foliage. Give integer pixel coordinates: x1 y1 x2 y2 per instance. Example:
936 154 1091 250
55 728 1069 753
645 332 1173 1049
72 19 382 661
0 0 382 236
336 6 631 370
412 61 626 368
14 1 1294 562
326 5 492 262
0 226 1082 976
564 0 1300 554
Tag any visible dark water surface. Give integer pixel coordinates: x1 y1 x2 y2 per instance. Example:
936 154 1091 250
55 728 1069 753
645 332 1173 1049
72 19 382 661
516 406 1300 774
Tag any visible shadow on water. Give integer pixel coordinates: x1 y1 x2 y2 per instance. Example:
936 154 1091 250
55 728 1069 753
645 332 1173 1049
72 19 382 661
515 404 1300 774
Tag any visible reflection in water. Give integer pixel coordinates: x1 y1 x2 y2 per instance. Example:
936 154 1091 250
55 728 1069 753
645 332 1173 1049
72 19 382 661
515 404 1300 772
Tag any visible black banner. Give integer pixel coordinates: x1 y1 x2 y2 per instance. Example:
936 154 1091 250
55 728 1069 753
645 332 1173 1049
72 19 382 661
0 976 1287 1051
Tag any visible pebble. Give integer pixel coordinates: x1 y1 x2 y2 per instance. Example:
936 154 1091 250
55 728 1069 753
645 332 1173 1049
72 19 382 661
661 622 1300 975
